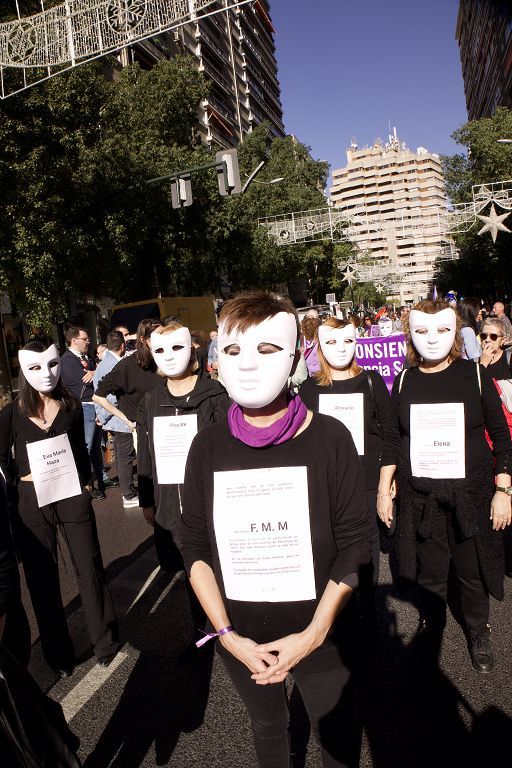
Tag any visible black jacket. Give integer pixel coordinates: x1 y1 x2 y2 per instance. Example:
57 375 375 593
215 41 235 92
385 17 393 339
137 372 230 542
0 472 19 621
60 349 96 403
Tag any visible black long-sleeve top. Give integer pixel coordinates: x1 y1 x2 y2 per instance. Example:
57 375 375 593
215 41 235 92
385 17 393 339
60 349 96 403
0 472 19 617
0 401 92 486
94 354 160 422
180 414 374 672
484 354 512 380
137 372 230 531
391 359 512 476
299 370 399 490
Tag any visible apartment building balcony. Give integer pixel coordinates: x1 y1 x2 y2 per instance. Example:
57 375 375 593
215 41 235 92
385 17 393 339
199 57 233 95
196 26 229 62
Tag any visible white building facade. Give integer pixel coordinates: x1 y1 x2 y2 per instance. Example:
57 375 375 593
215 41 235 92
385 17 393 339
330 132 454 304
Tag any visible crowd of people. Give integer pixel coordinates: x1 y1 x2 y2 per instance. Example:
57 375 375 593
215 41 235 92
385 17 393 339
1 290 512 767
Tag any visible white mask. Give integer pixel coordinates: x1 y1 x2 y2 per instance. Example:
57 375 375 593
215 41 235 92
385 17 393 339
408 308 456 362
150 328 192 377
318 324 356 369
218 312 297 408
19 345 61 393
378 317 393 337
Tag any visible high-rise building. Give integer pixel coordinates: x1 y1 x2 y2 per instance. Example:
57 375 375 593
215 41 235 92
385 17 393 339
126 0 285 148
456 0 512 120
329 132 452 304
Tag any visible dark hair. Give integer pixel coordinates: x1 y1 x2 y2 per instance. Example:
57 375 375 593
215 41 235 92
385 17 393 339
219 292 300 344
301 316 320 342
17 341 78 418
65 326 88 346
458 297 480 332
161 315 181 326
106 330 124 352
135 318 161 369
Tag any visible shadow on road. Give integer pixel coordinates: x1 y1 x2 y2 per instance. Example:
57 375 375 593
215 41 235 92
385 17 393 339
360 583 512 768
83 570 213 768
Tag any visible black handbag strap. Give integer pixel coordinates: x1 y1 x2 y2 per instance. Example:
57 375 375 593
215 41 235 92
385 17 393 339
366 370 382 437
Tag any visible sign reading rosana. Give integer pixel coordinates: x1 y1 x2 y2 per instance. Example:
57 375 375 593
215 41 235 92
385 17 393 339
355 334 407 393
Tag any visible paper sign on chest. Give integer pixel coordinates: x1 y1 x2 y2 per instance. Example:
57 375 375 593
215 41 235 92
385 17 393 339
318 393 365 455
152 414 198 485
213 466 316 602
27 434 82 506
410 403 466 479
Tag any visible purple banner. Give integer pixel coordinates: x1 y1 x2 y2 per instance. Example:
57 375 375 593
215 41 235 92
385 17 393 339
355 334 407 393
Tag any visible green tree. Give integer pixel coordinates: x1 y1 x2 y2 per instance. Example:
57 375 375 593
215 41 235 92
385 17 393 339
438 107 512 298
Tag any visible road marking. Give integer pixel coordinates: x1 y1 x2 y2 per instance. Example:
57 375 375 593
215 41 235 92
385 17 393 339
149 571 182 615
124 564 161 614
60 651 128 721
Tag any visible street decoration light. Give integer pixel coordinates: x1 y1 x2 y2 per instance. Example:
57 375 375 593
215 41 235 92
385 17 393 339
476 203 511 243
0 0 253 98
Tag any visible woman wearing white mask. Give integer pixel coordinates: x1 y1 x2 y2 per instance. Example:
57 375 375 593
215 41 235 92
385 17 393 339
387 300 512 673
0 342 118 677
136 322 230 571
181 293 374 768
299 318 399 589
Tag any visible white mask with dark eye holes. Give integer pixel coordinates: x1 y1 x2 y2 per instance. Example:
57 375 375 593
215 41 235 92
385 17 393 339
218 313 298 409
19 345 61 393
408 308 457 362
150 328 192 377
378 317 393 337
318 324 356 369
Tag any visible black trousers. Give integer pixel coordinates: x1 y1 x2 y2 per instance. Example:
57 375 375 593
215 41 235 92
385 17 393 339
415 500 489 638
112 432 136 498
16 482 118 669
220 652 359 768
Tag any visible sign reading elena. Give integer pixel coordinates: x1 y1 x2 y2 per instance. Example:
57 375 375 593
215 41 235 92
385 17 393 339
153 415 198 485
410 402 466 479
355 334 407 393
213 466 316 603
26 434 82 506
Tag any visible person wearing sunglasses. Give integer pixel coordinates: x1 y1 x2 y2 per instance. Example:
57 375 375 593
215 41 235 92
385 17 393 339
479 318 512 379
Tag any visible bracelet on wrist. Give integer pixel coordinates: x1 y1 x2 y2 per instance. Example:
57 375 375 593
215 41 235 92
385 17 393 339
196 624 234 648
377 491 392 498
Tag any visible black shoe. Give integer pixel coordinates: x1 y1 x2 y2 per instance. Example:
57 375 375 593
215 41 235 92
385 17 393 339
52 664 75 679
103 477 120 488
90 488 106 500
97 651 118 668
470 633 494 673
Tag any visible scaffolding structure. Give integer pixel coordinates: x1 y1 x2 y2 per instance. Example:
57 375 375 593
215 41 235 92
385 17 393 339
259 179 512 298
0 0 252 98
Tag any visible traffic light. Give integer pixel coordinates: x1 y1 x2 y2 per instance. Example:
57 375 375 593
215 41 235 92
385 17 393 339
170 174 193 209
216 149 241 196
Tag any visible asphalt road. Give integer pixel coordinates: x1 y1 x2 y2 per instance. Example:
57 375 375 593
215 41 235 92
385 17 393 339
21 485 512 768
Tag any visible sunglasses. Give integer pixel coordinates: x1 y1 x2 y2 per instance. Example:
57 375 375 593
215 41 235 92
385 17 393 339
479 333 502 341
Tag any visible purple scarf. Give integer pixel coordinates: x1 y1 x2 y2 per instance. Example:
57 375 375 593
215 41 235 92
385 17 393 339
228 395 308 448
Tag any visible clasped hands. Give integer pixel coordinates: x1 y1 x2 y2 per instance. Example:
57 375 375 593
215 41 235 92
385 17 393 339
220 627 321 686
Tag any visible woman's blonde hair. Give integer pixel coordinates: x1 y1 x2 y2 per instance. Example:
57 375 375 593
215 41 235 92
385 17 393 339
315 317 362 386
404 299 463 367
152 322 198 374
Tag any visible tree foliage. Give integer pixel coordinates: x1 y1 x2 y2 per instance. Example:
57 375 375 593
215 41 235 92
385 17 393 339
438 107 512 298
0 55 343 328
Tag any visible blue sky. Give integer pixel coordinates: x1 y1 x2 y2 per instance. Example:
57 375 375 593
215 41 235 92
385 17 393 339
270 0 468 180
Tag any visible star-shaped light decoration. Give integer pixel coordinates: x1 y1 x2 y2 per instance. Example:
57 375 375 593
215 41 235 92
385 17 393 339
476 203 511 243
339 263 357 286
